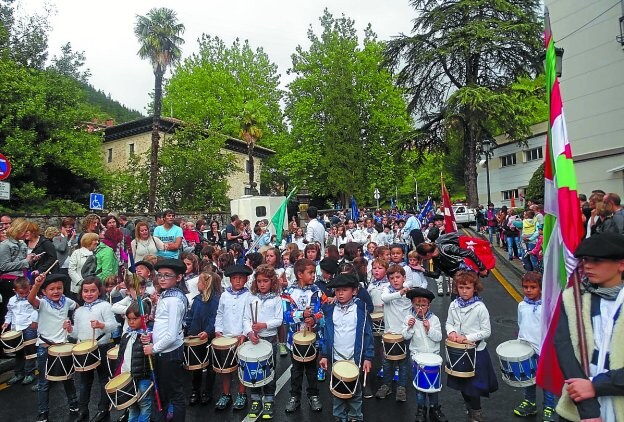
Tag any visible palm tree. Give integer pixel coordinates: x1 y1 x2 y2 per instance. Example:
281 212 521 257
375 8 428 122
239 104 264 195
134 8 185 212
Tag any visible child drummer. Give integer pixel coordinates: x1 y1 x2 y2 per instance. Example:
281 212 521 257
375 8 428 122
319 273 373 422
282 258 327 413
142 258 189 422
2 276 37 385
402 287 447 422
214 264 253 411
243 264 283 419
512 271 556 421
28 273 80 422
118 301 153 422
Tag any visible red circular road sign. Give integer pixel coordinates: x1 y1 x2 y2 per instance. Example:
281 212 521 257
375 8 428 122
0 153 11 180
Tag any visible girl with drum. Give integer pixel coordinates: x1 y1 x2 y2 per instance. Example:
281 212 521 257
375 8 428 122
242 264 283 419
445 271 498 422
187 271 221 406
69 276 117 422
2 277 37 385
28 273 80 422
402 288 447 422
319 273 373 422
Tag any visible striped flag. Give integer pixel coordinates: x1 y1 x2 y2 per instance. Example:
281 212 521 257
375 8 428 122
535 9 585 395
270 187 297 245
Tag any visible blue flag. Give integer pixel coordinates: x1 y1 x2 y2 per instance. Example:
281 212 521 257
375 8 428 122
418 198 432 224
390 197 395 209
351 197 359 221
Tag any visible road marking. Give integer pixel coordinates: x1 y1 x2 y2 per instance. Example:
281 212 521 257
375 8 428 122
0 383 8 391
490 267 523 303
241 364 292 422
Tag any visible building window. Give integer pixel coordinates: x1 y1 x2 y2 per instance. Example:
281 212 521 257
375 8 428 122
128 143 135 156
107 148 113 163
502 189 519 200
255 206 267 217
525 147 543 162
500 153 517 167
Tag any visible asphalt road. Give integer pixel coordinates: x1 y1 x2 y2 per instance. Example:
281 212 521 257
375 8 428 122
0 269 547 422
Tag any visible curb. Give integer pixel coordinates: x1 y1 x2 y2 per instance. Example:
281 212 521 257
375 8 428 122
0 357 14 375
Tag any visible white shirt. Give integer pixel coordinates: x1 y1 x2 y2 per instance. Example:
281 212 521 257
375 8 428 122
37 296 78 346
445 300 491 351
517 300 542 354
332 301 358 361
368 279 388 310
4 295 37 331
305 218 326 256
67 247 93 294
70 301 117 345
152 292 186 353
243 294 283 338
381 286 412 334
215 289 252 337
402 312 442 356
404 267 429 289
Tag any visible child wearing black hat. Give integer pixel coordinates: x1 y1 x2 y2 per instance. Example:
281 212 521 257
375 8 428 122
554 232 624 421
403 288 446 422
28 273 79 422
319 274 373 422
141 258 188 422
214 264 253 411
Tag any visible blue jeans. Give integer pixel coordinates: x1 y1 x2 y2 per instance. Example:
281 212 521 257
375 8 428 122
382 347 410 388
129 378 153 422
77 345 110 412
37 345 78 413
416 391 439 407
487 226 496 244
525 383 556 408
332 379 362 421
14 327 37 377
507 236 523 259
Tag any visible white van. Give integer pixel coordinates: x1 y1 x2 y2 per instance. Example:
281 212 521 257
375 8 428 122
229 195 288 231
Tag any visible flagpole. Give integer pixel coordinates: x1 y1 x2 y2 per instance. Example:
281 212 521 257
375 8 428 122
572 268 590 375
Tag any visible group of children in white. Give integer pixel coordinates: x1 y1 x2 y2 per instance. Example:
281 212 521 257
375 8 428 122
8 229 624 422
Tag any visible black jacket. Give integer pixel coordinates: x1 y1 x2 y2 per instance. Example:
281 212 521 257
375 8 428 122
117 331 150 379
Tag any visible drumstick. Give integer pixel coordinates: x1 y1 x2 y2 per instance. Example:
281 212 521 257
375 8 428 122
42 260 59 277
249 303 255 325
363 370 368 388
91 327 95 345
254 301 258 326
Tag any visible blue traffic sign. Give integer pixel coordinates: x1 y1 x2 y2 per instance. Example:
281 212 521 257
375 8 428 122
90 193 104 210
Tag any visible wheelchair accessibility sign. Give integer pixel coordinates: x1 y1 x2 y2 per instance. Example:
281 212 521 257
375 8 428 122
90 193 104 210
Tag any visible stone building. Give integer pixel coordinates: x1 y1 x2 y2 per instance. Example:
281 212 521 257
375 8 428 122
102 117 274 200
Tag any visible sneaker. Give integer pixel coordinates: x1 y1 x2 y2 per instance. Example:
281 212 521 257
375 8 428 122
69 406 80 415
395 386 407 402
429 405 448 422
543 406 556 422
7 374 24 385
189 390 200 406
36 412 49 422
363 383 374 399
377 368 383 378
393 367 399 382
248 400 262 418
285 396 300 413
375 384 392 399
279 343 288 356
233 393 247 411
308 395 322 412
317 367 326 382
513 400 537 417
31 384 39 392
215 394 232 411
262 401 274 419
22 375 36 385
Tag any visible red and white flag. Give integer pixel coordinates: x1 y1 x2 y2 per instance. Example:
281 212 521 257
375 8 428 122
441 175 457 233
535 9 585 395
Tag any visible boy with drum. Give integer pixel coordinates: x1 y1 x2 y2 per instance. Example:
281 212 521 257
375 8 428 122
282 258 327 413
512 272 556 421
376 264 412 402
28 273 79 422
2 277 37 385
319 273 373 422
141 258 188 422
402 288 447 422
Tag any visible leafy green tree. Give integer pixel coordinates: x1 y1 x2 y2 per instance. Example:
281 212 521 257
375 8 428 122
285 10 412 206
105 123 234 211
134 7 185 212
385 0 544 207
526 162 545 204
49 42 91 84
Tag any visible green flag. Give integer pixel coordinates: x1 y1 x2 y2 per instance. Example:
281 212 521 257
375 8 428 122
271 187 297 244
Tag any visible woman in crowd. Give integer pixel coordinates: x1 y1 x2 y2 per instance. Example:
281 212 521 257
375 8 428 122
24 222 58 275
131 221 164 262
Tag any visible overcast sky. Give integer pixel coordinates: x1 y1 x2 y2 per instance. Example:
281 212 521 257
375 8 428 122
21 0 415 114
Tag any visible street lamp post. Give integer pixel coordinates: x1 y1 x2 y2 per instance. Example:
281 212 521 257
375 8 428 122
374 188 380 209
482 139 493 205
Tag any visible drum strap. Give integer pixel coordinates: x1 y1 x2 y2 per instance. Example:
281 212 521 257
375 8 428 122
333 347 354 362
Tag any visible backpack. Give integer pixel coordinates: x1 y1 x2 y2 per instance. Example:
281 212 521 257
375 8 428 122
81 254 98 278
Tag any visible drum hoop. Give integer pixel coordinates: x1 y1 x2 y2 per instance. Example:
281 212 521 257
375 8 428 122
237 340 273 360
382 333 404 343
107 347 120 359
106 373 133 392
330 368 359 399
415 353 443 366
332 361 359 382
49 344 75 356
445 339 476 350
73 341 98 354
1 330 22 341
46 352 75 380
211 337 238 349
292 332 316 345
496 340 535 363
184 337 208 347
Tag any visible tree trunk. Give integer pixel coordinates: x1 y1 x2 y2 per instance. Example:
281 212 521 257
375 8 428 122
463 125 479 208
148 69 164 212
248 144 256 193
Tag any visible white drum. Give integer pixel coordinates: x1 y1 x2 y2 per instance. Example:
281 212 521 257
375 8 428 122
496 340 537 388
237 339 275 387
